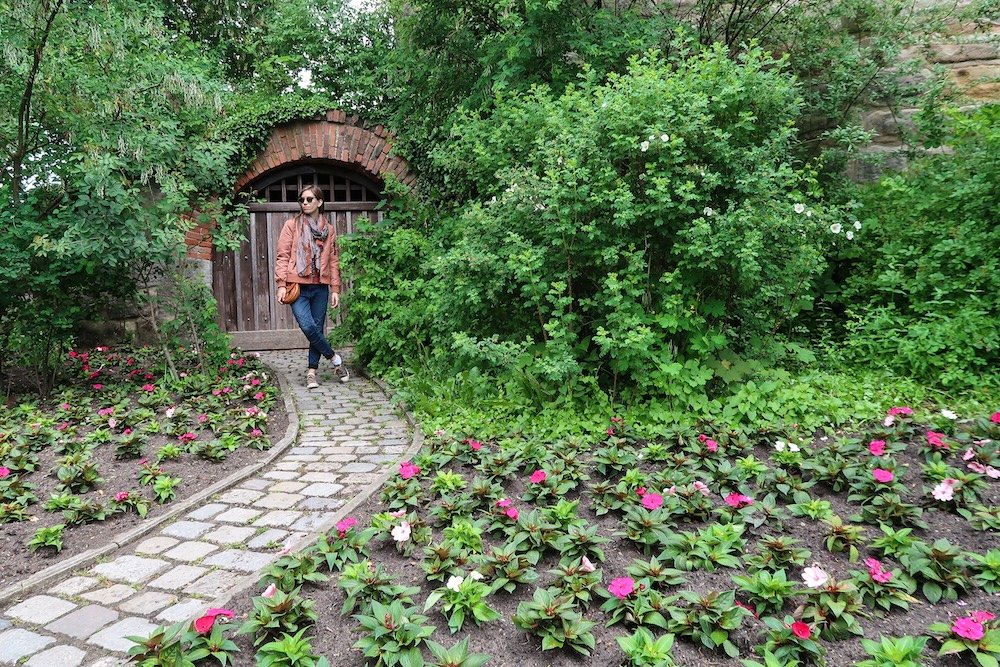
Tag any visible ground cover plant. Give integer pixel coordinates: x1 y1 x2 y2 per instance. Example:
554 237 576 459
0 345 284 588
193 406 1000 665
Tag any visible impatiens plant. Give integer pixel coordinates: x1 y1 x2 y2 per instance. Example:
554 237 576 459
599 576 669 629
152 474 182 503
620 505 674 554
257 628 328 667
424 572 501 632
747 535 811 572
928 610 1000 667
546 556 602 607
755 616 826 667
661 523 745 571
960 504 1000 531
353 599 436 667
898 538 972 603
616 627 677 666
313 518 374 572
28 523 65 552
851 558 919 614
338 560 420 616
664 590 750 658
479 539 540 594
236 587 318 646
257 551 328 592
822 515 866 562
425 637 492 667
626 556 686 590
549 523 609 563
797 571 866 639
732 568 796 615
422 541 472 584
857 635 928 667
969 548 1000 594
512 587 597 655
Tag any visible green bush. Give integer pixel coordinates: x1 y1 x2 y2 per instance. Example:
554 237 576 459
834 105 1000 388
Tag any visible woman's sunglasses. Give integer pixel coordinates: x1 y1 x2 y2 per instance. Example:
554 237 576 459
298 196 319 204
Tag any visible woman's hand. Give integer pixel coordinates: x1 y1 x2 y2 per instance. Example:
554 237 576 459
277 287 286 303
330 291 340 308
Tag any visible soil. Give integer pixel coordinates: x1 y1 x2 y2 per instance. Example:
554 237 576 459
227 428 999 667
0 399 289 591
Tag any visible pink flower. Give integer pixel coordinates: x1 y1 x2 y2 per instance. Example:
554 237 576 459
698 434 708 442
251 428 263 437
197 414 208 424
107 418 117 429
55 422 69 431
496 498 512 508
0 467 10 479
635 487 647 497
245 407 259 416
141 384 155 392
864 558 893 583
505 507 519 520
802 565 829 588
724 492 754 509
606 428 615 436
868 440 886 456
579 556 596 573
254 392 265 400
971 610 996 623
987 466 1000 479
59 402 70 410
399 461 420 479
114 491 129 502
963 448 976 461
791 621 811 639
888 406 913 416
179 432 197 443
123 428 132 435
705 439 718 453
969 462 987 474
872 468 894 483
262 583 277 598
641 493 664 510
926 430 949 450
991 412 1000 424
608 577 635 599
932 479 956 502
92 383 103 390
335 517 358 536
468 440 482 451
952 617 985 641
693 481 710 496
530 469 547 484
98 407 114 417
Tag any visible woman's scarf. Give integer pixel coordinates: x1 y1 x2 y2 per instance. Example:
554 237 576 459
294 214 329 278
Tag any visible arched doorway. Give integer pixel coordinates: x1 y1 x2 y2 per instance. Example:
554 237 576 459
213 163 384 350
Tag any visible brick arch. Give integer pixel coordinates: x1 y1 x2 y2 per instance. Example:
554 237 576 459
184 110 414 261
233 110 415 193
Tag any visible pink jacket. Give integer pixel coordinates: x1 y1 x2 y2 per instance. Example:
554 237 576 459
274 215 341 292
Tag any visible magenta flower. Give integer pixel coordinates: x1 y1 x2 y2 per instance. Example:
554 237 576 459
868 440 886 456
98 407 114 417
636 487 647 497
505 507 519 520
335 517 358 536
724 492 753 509
179 432 198 443
250 428 263 437
972 610 996 623
606 427 615 436
91 383 103 390
254 391 265 400
791 621 811 639
990 411 1000 424
399 461 420 479
926 430 949 450
141 384 155 392
608 577 635 599
530 469 547 484
55 422 69 431
496 498 512 508
198 414 208 423
193 608 235 634
114 491 129 502
872 468 894 483
468 440 482 451
0 467 10 479
705 439 718 453
641 493 664 510
864 558 893 583
952 617 985 641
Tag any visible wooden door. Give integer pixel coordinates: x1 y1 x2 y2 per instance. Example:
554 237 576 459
214 167 383 350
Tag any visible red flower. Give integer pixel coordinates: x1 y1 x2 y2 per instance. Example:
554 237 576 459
791 621 811 639
990 411 1000 424
193 608 234 634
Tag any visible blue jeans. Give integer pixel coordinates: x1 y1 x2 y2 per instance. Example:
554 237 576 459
289 284 336 369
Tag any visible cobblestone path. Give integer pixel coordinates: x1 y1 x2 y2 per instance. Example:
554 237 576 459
0 351 416 666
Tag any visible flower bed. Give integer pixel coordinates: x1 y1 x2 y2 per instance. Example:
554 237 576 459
136 409 999 666
0 346 285 588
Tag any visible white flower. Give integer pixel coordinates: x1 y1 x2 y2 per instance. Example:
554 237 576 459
648 134 655 142
469 571 484 581
941 409 958 420
853 220 862 230
640 141 650 152
391 521 411 543
774 440 787 452
932 479 956 501
446 575 463 591
794 203 806 214
845 231 854 240
534 203 546 212
165 407 175 419
806 210 812 217
703 207 715 216
788 443 800 453
660 134 669 142
802 565 830 588
830 223 843 234
884 415 895 427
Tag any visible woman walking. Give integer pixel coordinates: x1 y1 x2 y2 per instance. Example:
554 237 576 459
274 184 349 388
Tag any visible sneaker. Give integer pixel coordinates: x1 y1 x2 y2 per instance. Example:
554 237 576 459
333 362 350 384
306 369 319 389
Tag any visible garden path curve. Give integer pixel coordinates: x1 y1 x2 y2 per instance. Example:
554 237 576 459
0 351 420 666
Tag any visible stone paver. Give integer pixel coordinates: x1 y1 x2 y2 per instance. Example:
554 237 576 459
87 618 158 652
3 351 413 662
45 605 119 639
0 628 55 664
92 556 169 584
25 645 87 667
6 595 77 625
